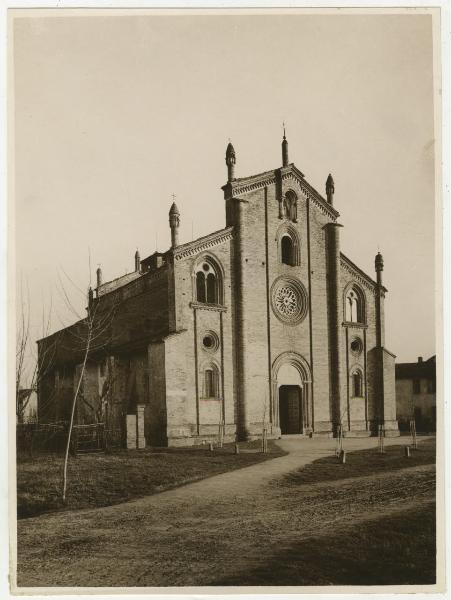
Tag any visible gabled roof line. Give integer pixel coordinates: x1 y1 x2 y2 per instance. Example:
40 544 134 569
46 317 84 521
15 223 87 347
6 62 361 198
223 163 339 221
340 252 386 293
173 226 234 261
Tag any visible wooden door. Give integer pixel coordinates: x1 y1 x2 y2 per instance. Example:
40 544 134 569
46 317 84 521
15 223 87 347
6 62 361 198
279 385 302 434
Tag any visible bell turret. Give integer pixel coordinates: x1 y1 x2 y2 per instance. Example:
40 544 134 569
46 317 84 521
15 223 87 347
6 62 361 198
134 249 140 272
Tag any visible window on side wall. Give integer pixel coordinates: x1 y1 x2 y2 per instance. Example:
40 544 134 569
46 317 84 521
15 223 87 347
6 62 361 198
352 371 363 398
195 259 222 304
203 366 219 399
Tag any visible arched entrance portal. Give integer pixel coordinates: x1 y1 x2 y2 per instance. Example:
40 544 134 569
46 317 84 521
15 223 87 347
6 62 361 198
272 353 312 435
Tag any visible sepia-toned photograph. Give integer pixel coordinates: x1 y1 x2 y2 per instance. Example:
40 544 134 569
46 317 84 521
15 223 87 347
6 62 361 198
9 7 442 593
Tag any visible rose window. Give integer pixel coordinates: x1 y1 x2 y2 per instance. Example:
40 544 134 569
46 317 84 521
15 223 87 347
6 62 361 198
271 277 308 325
275 286 298 316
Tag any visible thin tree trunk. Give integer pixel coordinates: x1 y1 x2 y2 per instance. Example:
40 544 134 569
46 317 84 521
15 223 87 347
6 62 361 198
62 329 92 503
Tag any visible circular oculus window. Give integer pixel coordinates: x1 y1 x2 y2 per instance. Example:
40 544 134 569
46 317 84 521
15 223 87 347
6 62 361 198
350 337 363 355
271 276 308 325
202 331 219 352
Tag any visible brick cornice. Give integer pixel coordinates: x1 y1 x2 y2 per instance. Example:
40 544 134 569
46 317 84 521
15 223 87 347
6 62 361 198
223 164 339 221
190 302 228 313
282 167 339 220
342 321 369 329
174 227 234 261
340 253 386 296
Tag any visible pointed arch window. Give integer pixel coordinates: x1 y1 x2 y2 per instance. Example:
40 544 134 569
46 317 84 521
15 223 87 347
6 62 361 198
194 258 223 305
345 286 365 323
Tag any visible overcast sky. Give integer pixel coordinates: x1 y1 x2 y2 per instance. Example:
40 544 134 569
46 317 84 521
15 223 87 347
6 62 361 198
13 11 436 374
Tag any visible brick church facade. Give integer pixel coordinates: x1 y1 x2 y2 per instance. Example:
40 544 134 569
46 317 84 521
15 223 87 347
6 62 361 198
38 134 399 447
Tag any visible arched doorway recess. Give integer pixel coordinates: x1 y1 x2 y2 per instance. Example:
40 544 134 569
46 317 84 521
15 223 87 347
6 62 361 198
272 352 312 435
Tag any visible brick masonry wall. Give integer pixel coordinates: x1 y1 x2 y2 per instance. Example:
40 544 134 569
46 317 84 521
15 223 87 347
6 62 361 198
309 205 334 431
381 348 397 424
37 265 171 431
339 261 390 432
229 173 336 437
167 235 236 443
164 330 193 441
147 342 167 445
110 271 170 348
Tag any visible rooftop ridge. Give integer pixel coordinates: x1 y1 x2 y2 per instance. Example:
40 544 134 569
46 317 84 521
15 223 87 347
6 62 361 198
97 270 141 297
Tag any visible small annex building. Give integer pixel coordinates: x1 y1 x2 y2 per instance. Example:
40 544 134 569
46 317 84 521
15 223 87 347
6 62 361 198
38 134 399 447
395 355 436 433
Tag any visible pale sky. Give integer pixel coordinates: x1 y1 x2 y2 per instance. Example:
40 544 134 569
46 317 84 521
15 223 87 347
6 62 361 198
13 11 436 374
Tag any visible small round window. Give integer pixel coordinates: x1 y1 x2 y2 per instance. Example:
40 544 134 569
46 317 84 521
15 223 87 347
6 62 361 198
202 331 219 353
350 337 363 356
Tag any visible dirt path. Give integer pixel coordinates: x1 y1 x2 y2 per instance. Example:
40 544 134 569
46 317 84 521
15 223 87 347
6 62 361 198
16 436 434 588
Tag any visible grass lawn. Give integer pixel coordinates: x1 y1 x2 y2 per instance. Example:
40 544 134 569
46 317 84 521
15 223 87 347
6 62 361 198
278 437 435 486
17 439 284 518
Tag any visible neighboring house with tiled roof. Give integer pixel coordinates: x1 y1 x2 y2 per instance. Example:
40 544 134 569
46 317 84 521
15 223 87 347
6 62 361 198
395 356 436 432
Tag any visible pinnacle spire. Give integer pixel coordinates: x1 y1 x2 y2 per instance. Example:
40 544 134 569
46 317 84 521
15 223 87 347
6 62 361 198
326 173 335 204
169 199 180 215
282 124 289 167
169 198 180 248
226 140 236 182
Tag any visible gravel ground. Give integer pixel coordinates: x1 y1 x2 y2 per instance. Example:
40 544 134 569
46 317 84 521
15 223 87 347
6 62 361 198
15 436 436 589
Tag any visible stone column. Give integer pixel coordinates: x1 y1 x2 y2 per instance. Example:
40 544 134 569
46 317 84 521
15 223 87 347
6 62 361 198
325 222 344 433
234 198 250 440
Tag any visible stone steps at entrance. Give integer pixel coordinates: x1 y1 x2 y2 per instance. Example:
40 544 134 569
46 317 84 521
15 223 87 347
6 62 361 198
343 430 372 438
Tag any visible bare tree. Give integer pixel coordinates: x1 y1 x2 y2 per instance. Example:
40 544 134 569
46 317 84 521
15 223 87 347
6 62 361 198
16 279 56 423
56 271 119 503
260 382 269 453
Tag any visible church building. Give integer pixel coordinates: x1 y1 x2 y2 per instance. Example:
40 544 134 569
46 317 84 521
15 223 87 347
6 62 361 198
37 134 399 447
